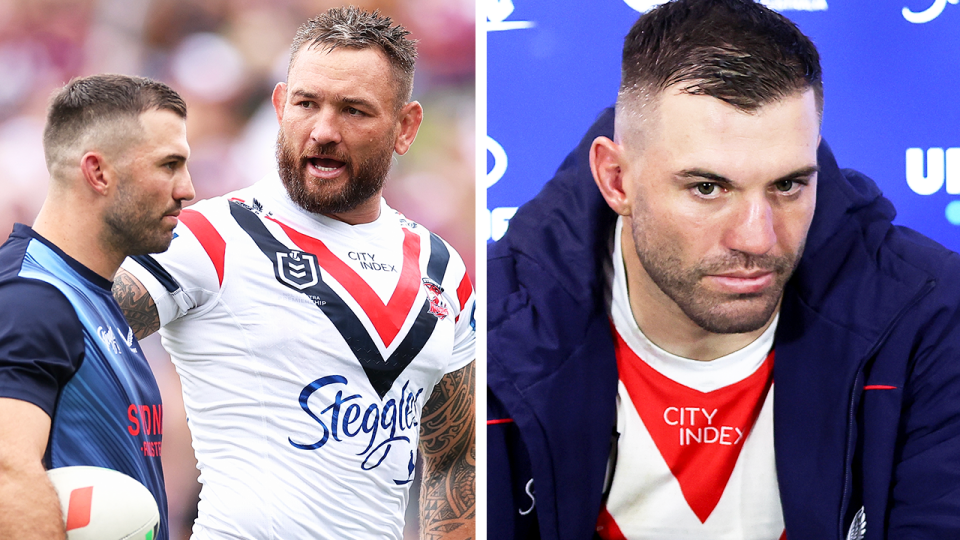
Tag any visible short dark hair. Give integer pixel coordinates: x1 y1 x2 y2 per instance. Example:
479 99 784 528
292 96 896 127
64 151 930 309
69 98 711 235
617 0 822 139
43 74 186 178
289 6 418 106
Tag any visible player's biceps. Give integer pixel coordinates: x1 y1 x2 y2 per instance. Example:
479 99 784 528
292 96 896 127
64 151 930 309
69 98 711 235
0 398 52 467
418 362 475 461
112 268 160 339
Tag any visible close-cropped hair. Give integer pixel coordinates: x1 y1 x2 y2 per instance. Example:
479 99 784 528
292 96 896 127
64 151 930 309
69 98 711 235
42 74 186 179
617 0 823 135
289 6 418 106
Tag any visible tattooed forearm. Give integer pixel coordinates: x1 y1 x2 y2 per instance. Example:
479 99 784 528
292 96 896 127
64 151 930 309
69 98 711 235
112 268 161 340
419 361 475 540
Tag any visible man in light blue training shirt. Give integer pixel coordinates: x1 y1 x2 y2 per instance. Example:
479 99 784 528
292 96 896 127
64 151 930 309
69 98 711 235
0 74 195 540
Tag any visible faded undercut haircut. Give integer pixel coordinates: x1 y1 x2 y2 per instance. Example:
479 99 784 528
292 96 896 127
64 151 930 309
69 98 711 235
289 6 418 107
43 74 186 182
616 0 823 146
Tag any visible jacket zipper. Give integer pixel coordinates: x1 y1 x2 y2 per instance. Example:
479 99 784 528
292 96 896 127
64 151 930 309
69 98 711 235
838 278 935 539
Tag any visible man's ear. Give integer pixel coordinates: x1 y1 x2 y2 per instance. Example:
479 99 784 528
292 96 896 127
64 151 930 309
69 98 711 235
79 152 110 196
394 101 423 155
590 136 631 216
272 82 288 125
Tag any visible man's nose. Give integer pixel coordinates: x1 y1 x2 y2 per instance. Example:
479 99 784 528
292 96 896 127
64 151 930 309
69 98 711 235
309 108 342 146
723 195 776 256
176 167 196 203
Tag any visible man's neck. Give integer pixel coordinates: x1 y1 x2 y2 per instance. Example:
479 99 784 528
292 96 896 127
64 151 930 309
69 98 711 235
32 199 122 281
620 225 778 362
322 196 383 225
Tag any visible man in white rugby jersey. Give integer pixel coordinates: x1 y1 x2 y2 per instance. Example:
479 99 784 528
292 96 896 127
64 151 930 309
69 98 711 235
113 7 475 539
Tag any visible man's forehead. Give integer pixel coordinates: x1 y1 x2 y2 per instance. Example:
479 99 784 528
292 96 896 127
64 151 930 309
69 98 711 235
134 109 189 157
287 46 394 103
289 45 391 78
621 87 819 179
621 86 818 139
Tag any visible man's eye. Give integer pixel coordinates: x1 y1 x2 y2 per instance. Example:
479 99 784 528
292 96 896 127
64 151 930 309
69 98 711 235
774 179 798 193
298 101 312 109
696 183 717 196
346 107 362 115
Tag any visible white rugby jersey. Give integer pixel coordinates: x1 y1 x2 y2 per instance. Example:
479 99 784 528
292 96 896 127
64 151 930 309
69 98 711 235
599 218 784 540
123 174 475 539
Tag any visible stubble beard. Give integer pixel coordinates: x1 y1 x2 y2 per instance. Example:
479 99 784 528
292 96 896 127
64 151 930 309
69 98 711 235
628 214 802 334
276 128 394 216
103 175 178 257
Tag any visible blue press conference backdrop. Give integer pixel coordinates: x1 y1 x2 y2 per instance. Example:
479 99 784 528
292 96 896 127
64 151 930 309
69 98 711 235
485 0 960 254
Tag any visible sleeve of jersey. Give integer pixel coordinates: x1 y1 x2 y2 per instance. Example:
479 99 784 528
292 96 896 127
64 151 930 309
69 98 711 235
0 279 84 416
444 241 476 374
120 205 226 327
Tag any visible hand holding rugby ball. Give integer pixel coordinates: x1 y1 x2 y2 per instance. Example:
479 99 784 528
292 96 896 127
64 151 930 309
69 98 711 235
46 466 160 540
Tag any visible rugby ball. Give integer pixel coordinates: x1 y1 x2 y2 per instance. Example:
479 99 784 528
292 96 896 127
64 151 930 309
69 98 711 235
46 466 160 540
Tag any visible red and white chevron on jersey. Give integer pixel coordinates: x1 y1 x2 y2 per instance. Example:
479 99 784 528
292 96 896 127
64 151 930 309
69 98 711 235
122 174 475 540
599 218 784 540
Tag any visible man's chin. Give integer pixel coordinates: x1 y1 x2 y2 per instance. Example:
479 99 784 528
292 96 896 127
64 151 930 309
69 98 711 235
157 233 176 253
286 184 360 216
137 236 176 256
287 170 346 195
683 295 781 335
142 222 177 251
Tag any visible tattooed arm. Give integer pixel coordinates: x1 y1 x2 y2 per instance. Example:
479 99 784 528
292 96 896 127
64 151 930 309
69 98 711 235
112 268 161 340
419 360 476 540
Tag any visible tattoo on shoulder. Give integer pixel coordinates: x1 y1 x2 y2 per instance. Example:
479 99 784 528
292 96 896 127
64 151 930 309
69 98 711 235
419 362 476 540
112 269 160 340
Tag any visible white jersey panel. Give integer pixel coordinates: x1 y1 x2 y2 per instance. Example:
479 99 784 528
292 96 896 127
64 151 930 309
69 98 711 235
436 234 475 373
124 220 218 327
121 174 475 540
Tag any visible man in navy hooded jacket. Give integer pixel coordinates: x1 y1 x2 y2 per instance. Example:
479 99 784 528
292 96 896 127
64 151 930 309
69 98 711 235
487 1 960 539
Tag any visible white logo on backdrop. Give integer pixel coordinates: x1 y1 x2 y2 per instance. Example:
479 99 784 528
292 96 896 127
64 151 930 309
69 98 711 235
906 147 960 226
624 0 827 12
623 0 668 11
903 0 958 23
906 147 960 195
487 136 508 189
486 136 518 241
487 0 536 31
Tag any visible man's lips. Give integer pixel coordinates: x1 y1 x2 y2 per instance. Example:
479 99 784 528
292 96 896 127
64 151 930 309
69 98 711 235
704 271 775 294
162 209 181 226
306 156 347 179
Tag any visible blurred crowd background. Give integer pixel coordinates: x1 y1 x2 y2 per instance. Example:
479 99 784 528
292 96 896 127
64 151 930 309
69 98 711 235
0 0 475 538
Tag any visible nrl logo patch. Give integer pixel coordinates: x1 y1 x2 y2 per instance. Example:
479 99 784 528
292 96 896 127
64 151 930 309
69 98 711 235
422 278 448 320
276 250 319 290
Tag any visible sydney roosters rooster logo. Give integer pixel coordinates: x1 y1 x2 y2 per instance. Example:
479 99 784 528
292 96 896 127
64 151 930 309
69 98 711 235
422 278 448 320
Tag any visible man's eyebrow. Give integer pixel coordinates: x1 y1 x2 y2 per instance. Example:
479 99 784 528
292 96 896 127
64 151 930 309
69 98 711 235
776 165 821 181
676 165 820 185
160 153 188 164
290 89 319 100
677 169 732 184
339 95 377 110
289 89 377 110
